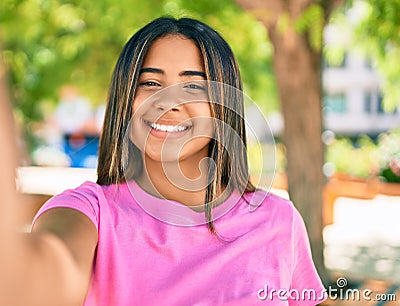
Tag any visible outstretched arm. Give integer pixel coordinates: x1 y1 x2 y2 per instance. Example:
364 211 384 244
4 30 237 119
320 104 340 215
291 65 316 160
0 50 97 306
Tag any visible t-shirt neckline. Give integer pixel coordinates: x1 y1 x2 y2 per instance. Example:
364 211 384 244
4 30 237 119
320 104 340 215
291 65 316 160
125 179 243 226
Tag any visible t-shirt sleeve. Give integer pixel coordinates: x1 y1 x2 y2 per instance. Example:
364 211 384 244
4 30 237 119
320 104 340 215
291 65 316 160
289 207 327 306
31 181 101 231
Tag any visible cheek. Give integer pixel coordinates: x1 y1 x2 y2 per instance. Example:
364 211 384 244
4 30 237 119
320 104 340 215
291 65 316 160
132 88 152 114
189 107 214 141
178 137 212 161
130 98 148 152
132 97 142 114
188 102 212 121
199 102 212 117
195 103 213 137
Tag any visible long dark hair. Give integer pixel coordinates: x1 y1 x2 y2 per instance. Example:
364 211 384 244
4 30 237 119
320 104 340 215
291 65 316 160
97 17 255 232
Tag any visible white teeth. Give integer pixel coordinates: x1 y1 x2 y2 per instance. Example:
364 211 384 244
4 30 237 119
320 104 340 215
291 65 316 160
149 122 188 132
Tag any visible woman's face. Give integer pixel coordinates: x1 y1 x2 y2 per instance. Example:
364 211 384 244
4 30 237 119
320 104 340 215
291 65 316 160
131 34 213 164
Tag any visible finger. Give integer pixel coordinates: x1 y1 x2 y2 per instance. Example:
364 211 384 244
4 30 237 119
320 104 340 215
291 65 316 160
0 48 19 239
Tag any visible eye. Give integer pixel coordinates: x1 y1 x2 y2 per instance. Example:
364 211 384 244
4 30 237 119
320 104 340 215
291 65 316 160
183 83 206 91
138 81 161 87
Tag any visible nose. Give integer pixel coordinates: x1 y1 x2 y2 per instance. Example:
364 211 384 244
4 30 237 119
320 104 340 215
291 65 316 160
153 99 182 112
152 86 184 113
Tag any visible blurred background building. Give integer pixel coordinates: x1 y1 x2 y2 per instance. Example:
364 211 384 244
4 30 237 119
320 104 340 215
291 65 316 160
323 49 400 137
267 50 400 138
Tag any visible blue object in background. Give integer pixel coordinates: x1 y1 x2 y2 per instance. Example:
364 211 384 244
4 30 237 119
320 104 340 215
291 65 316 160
63 134 99 168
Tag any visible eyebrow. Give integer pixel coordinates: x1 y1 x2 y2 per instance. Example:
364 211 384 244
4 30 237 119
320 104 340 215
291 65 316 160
139 67 163 75
139 67 206 78
180 70 206 78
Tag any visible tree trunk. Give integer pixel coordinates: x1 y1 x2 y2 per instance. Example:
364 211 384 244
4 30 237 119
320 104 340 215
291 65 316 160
233 0 342 285
268 25 328 284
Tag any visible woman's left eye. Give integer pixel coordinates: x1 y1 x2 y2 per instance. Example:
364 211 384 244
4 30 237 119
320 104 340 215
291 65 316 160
184 83 205 91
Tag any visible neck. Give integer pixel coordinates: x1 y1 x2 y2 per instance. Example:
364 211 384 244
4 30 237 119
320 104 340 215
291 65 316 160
136 152 210 207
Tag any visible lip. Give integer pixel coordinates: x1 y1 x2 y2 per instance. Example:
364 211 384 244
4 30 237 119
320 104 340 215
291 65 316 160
143 119 192 139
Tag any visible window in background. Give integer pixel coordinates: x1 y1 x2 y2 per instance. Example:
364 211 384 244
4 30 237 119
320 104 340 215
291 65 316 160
323 93 347 114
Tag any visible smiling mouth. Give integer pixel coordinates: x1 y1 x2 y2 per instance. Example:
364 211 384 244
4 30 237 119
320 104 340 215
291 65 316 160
144 120 191 133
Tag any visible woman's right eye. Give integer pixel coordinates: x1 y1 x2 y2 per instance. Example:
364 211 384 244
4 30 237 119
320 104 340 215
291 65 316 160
138 81 161 87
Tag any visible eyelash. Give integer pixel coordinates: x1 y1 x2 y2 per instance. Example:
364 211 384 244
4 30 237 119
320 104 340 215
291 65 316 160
138 81 161 87
184 83 205 91
138 82 206 92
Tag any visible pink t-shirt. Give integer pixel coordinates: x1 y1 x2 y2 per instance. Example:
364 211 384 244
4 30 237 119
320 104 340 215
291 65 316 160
33 181 326 306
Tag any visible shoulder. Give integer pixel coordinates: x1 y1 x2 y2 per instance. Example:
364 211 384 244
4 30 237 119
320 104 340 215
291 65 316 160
66 180 104 195
49 180 126 202
217 188 299 238
236 188 310 239
243 189 315 257
33 181 123 229
243 188 297 221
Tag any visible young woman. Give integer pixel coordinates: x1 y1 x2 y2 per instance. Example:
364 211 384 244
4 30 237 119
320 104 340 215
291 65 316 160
1 17 326 305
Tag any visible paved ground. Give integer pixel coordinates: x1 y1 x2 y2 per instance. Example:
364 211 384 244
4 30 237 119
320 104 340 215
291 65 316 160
324 195 400 283
323 195 400 306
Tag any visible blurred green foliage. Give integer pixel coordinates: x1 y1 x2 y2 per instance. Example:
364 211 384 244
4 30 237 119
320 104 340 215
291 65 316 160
294 3 324 51
0 0 277 152
325 135 376 179
324 0 400 112
355 0 400 112
326 130 400 183
325 129 400 183
376 129 400 183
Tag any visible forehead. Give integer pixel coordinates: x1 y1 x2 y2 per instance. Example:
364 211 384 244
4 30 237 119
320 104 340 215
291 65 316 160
142 34 204 70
